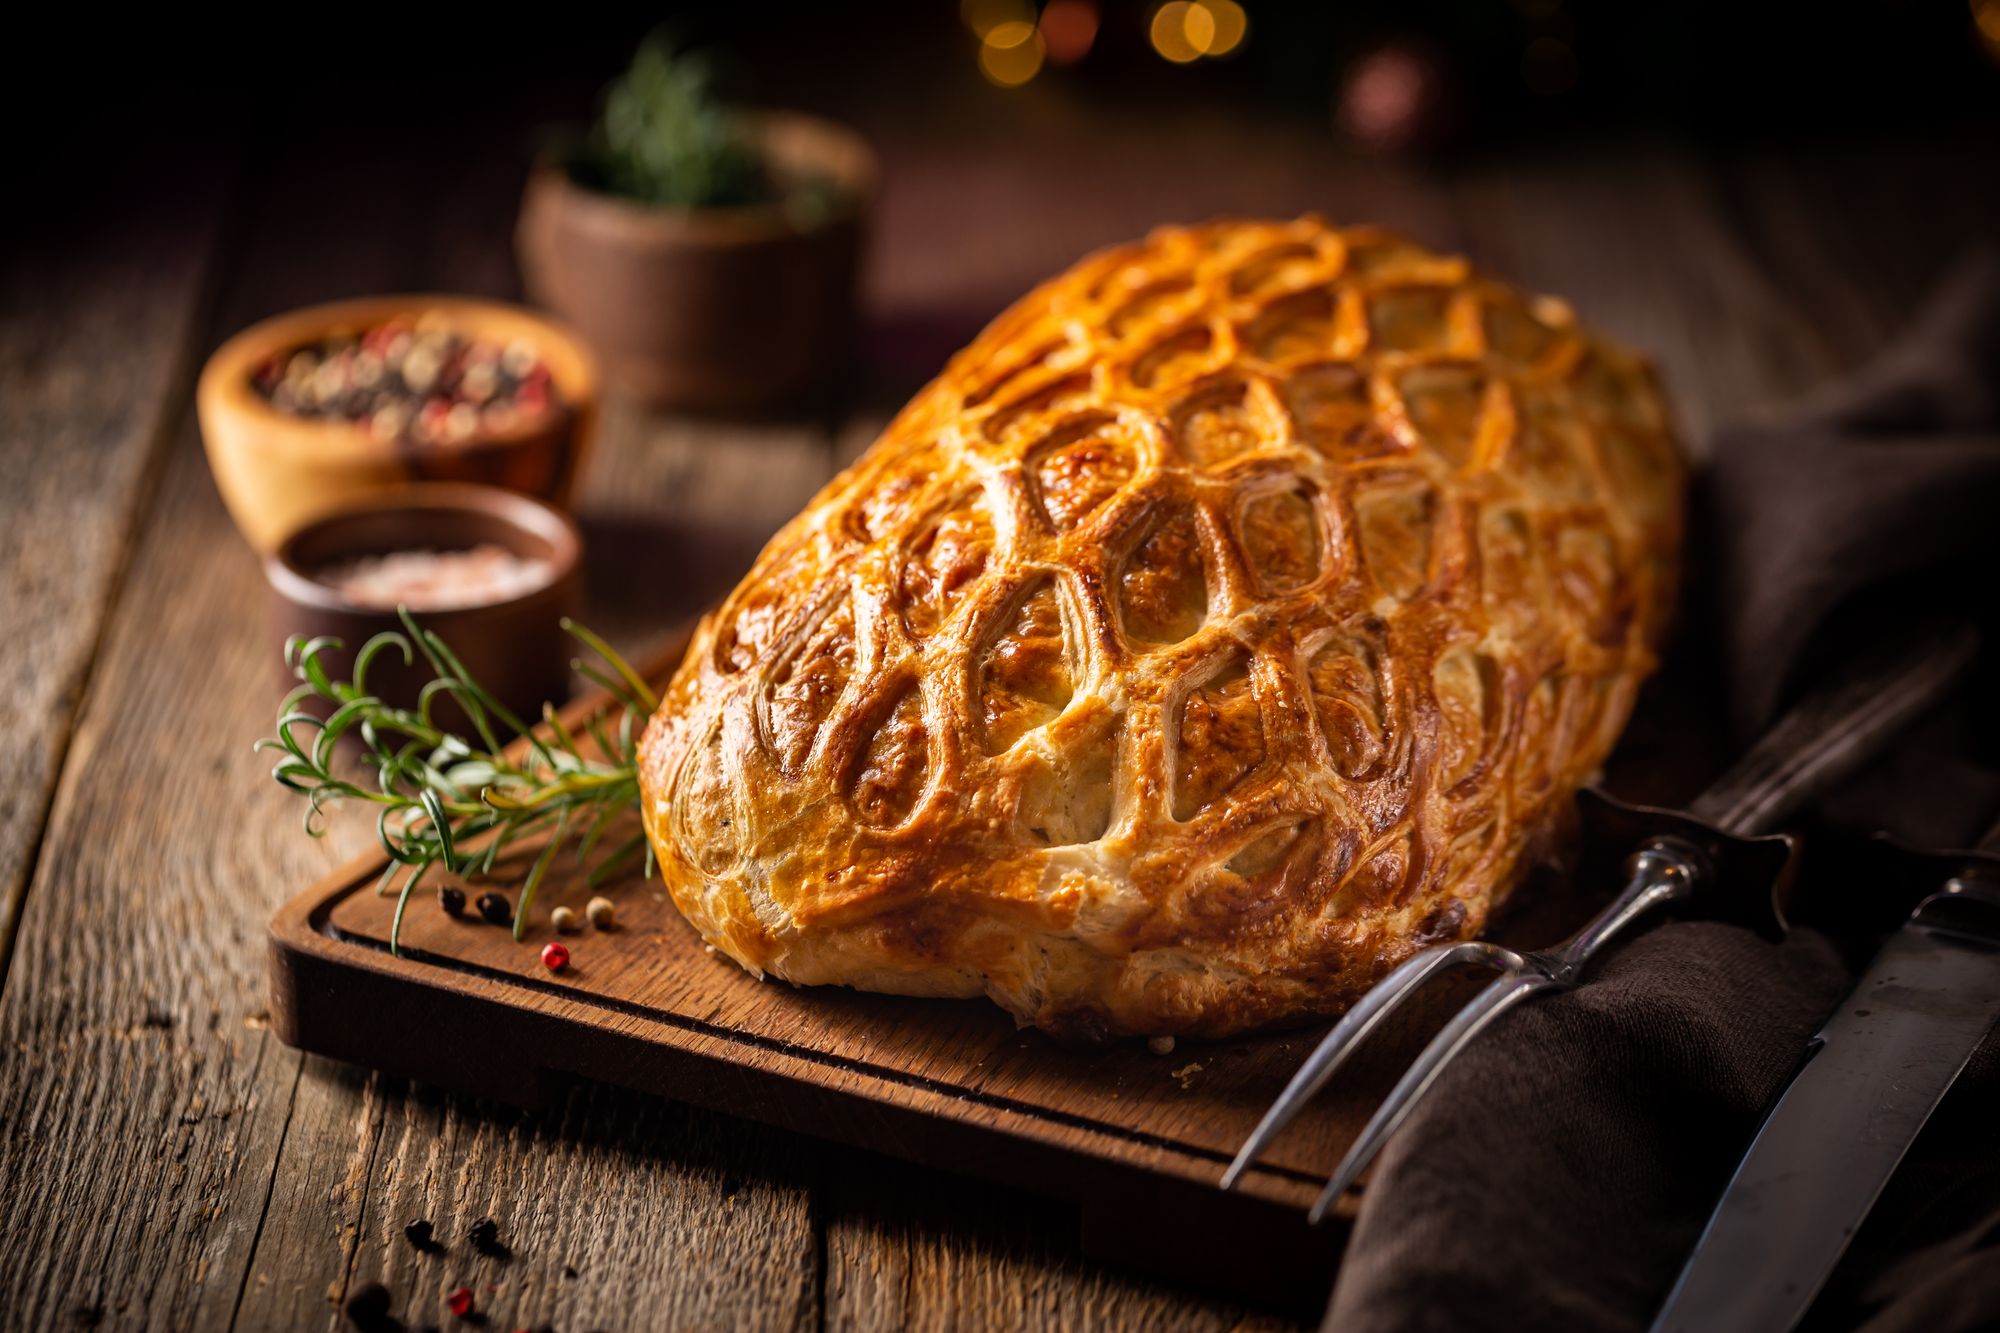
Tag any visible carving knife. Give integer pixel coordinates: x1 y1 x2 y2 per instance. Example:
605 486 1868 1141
1222 620 1982 1214
1650 823 2000 1333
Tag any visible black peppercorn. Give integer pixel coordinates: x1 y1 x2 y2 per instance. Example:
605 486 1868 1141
469 1216 502 1254
343 1280 391 1327
404 1217 435 1250
438 886 466 918
476 892 512 926
249 315 558 446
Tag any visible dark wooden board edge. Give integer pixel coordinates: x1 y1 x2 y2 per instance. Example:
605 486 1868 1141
264 625 1349 1316
269 875 1347 1314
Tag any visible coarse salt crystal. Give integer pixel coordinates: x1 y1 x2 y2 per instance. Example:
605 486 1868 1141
316 544 548 611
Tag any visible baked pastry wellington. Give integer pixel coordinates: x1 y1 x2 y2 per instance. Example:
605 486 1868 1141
638 217 1683 1039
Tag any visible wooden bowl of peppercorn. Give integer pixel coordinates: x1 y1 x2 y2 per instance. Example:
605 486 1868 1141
199 295 600 552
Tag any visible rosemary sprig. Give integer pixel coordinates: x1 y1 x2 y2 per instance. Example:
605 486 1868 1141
258 610 653 955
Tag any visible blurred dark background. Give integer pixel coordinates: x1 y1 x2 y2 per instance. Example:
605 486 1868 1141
12 1 2000 149
12 2 1995 387
10 3 1996 372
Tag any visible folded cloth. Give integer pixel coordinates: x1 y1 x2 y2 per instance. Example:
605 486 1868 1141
1710 249 2000 739
1323 251 2000 1333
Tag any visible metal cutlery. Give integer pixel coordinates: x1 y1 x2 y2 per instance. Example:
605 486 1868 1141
1650 818 2000 1333
1222 620 1979 1222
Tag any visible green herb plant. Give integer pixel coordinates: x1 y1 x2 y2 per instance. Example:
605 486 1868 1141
566 34 770 209
258 611 654 955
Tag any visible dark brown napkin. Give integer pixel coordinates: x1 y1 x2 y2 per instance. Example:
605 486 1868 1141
1323 252 2000 1333
1709 250 2000 740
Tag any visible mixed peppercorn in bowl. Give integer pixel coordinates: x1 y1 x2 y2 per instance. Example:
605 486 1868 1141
199 294 599 551
249 312 563 447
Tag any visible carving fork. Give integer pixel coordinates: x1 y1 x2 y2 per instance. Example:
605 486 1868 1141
1222 621 1980 1221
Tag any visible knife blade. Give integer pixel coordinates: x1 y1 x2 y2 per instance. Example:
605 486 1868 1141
1650 847 2000 1333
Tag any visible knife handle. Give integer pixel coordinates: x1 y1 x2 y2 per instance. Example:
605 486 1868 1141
1686 619 1978 838
1915 872 2000 943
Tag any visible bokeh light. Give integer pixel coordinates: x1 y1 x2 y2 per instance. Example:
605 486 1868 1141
1200 1 1248 57
1040 0 1100 66
1151 3 1203 63
1150 1 1248 65
1183 3 1217 54
960 0 1035 38
980 19 1048 87
1977 0 2000 61
1337 46 1440 153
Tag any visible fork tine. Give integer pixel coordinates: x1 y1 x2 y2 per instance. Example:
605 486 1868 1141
1221 939 1516 1190
1307 970 1554 1222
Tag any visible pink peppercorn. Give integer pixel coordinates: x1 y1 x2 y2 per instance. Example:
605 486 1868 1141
541 942 570 972
447 1285 475 1317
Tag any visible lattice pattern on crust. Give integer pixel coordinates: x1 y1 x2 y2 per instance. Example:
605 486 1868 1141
639 217 1683 1040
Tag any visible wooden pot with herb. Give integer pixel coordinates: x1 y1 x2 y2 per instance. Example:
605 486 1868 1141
517 40 875 412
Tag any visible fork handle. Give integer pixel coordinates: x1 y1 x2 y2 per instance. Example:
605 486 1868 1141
1546 839 1705 984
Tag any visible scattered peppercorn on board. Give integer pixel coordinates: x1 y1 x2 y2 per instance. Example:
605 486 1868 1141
267 632 1592 1312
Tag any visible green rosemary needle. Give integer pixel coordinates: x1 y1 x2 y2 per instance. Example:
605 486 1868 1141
257 609 654 955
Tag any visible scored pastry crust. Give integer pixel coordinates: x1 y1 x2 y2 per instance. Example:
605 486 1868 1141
638 217 1683 1039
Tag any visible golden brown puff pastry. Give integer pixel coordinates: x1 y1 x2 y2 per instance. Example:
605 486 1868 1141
637 217 1684 1040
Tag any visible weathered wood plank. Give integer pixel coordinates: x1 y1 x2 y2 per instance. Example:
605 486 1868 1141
0 426 362 1329
0 417 813 1333
240 124 841 1329
0 119 835 1330
0 163 226 984
13 109 1995 1333
234 145 847 1323
237 1065 822 1332
861 108 1461 345
576 402 840 659
822 1151 1293 1332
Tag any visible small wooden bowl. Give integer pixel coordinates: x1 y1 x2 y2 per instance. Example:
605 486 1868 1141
264 484 583 727
516 111 874 411
201 295 599 552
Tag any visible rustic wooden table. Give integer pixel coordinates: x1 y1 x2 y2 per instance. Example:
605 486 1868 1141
2 92 1995 1330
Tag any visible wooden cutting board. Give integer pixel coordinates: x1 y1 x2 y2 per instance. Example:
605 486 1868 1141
267 630 1550 1315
